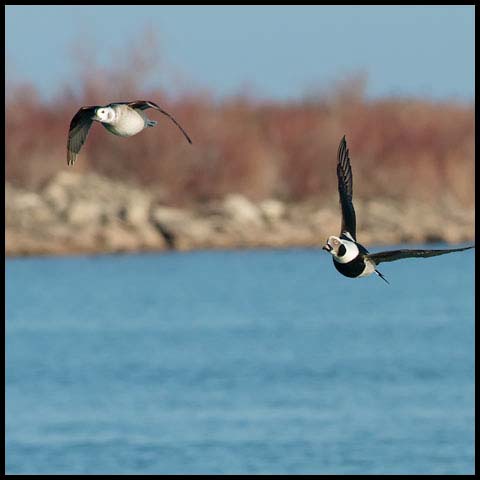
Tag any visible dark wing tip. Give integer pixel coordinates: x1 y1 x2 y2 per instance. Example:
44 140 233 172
337 135 350 169
147 101 193 145
337 136 352 191
67 151 77 166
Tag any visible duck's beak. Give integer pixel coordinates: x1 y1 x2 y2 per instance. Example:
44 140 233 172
322 243 332 252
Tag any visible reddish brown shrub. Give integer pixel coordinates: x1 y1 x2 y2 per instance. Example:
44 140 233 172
6 38 474 208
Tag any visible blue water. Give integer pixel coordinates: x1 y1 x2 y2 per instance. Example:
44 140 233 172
5 246 475 474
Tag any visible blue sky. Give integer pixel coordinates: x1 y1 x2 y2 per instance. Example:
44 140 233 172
5 5 475 102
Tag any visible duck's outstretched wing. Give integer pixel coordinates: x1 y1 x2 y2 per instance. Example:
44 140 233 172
367 245 474 265
127 100 192 144
337 135 356 240
67 106 96 166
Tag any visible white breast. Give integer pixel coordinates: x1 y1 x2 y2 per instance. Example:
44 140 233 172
104 108 146 137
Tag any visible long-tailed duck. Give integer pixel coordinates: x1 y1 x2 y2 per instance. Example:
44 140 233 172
67 100 192 165
323 136 474 284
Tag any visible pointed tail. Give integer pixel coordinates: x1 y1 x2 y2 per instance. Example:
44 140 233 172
375 269 390 285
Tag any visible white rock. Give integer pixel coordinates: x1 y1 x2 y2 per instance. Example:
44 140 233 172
122 196 151 226
6 186 57 227
67 200 103 226
222 194 263 226
150 206 191 227
259 199 286 222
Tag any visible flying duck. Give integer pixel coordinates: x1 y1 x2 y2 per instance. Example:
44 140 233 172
67 100 192 165
322 136 474 284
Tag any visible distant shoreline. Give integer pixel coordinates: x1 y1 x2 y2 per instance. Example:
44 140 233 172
6 172 475 258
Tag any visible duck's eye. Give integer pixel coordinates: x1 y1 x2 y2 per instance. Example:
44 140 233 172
338 244 347 256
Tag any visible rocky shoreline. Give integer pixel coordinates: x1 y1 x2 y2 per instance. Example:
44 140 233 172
6 172 475 257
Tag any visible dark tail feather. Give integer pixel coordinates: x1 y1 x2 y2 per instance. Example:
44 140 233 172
375 269 390 285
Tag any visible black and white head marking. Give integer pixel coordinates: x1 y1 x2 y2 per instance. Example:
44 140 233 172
93 106 116 124
323 235 359 263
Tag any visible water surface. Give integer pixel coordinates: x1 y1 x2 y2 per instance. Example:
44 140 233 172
6 246 475 474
